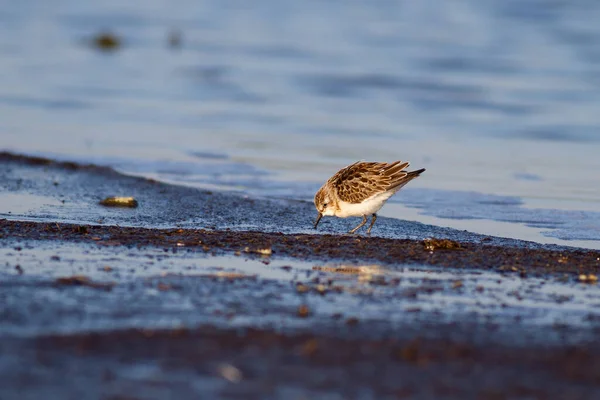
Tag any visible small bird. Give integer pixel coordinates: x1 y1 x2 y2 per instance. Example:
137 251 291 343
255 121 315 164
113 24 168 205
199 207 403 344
314 161 425 234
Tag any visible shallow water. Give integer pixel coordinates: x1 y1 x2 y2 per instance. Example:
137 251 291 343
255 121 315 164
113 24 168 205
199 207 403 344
2 0 600 246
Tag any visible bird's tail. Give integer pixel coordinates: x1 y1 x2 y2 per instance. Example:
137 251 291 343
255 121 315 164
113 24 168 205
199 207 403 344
406 168 426 178
390 168 425 191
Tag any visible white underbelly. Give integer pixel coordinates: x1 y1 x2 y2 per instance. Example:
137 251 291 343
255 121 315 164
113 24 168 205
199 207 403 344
335 191 394 218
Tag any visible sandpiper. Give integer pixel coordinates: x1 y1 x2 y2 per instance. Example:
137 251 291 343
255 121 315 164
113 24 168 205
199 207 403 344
314 161 425 234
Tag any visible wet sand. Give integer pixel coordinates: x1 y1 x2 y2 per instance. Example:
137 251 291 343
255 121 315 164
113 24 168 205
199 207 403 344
2 326 600 399
2 152 600 399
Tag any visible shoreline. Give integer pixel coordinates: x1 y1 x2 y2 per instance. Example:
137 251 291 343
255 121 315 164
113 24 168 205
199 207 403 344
1 150 596 250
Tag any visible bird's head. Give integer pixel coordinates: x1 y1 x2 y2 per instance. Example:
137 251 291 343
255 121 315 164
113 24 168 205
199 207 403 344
313 185 335 229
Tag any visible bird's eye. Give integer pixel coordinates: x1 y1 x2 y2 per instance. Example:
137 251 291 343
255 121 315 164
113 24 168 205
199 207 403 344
323 203 328 208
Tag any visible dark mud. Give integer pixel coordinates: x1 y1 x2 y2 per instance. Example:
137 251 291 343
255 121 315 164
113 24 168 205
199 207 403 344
2 152 600 399
2 326 600 399
2 219 600 275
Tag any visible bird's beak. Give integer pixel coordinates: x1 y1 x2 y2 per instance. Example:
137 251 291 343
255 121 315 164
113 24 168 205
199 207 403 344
313 213 323 229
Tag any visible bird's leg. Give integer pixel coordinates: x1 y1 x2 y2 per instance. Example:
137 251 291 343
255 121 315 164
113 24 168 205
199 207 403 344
348 215 368 234
366 213 377 235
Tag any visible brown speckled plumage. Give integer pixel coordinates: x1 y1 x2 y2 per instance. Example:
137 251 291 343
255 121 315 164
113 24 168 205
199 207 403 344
329 161 423 204
313 160 425 234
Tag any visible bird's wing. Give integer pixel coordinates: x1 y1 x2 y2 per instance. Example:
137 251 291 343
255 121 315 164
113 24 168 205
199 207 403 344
330 161 411 204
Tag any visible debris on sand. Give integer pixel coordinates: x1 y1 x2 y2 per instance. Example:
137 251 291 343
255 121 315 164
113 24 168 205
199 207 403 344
578 274 598 283
73 225 88 234
55 275 114 290
300 338 319 357
423 238 462 251
244 247 272 256
157 282 178 291
296 283 310 293
313 265 382 275
99 196 139 208
297 304 310 318
213 272 254 279
452 280 464 289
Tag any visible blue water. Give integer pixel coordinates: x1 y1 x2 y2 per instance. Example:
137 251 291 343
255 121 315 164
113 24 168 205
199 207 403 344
2 0 600 248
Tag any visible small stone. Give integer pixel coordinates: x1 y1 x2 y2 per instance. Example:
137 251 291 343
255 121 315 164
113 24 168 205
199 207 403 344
99 197 138 208
218 364 242 383
580 274 598 283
